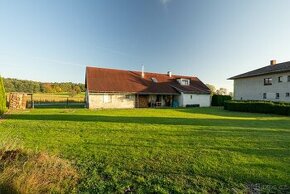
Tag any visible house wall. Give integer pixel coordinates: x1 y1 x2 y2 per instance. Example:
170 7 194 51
87 92 211 108
233 72 290 102
88 93 135 109
180 93 211 107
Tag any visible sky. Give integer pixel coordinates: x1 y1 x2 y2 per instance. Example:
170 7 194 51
1 0 290 92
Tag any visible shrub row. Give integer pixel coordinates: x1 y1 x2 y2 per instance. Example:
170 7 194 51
211 95 232 106
224 100 290 116
0 77 6 115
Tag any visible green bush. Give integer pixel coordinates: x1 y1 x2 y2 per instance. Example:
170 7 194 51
224 100 290 116
211 95 232 106
0 76 7 115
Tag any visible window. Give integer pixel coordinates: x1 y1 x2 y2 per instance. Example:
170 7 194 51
263 93 267 99
190 95 193 99
125 95 133 99
182 80 189 85
288 76 290 82
179 79 190 86
278 76 282 82
286 93 290 97
264 78 272 85
276 93 280 99
103 94 112 103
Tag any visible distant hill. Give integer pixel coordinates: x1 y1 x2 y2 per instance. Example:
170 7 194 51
3 78 85 94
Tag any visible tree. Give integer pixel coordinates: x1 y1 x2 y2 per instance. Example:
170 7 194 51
73 86 81 94
206 84 216 95
54 85 62 93
42 83 54 93
69 89 77 97
216 88 228 95
2 78 85 94
0 76 6 115
3 79 15 92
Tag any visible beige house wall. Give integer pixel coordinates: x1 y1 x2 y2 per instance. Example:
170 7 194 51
88 93 135 109
233 72 290 102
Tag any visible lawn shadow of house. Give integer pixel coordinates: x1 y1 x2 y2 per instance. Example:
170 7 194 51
6 113 290 130
175 107 290 119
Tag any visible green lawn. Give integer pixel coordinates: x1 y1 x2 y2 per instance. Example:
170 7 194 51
1 108 290 193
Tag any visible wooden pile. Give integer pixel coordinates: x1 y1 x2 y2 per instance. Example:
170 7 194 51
9 93 27 110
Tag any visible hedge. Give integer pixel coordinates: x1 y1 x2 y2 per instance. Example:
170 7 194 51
224 100 290 116
0 76 6 115
211 95 232 106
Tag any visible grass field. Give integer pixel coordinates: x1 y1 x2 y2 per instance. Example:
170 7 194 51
32 92 85 102
0 107 290 193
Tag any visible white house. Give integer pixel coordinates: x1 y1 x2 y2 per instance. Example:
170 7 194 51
85 66 211 109
229 60 290 102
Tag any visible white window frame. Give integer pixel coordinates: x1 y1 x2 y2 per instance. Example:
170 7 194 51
125 94 133 100
264 78 272 86
180 79 190 86
103 94 112 103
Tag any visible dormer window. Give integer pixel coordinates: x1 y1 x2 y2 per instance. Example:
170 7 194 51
177 78 190 86
181 79 190 86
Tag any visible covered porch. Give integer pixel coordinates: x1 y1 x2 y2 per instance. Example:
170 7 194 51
135 94 179 108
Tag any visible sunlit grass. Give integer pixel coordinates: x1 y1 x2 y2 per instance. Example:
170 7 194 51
0 107 289 193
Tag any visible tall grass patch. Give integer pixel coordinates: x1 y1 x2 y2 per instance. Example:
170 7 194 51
0 142 79 193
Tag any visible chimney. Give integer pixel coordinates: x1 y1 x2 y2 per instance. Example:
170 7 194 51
270 60 277 66
167 71 172 77
141 65 144 78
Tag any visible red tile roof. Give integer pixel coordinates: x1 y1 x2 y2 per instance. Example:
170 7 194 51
86 66 210 95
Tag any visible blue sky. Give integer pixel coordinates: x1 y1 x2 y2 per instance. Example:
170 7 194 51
1 0 290 91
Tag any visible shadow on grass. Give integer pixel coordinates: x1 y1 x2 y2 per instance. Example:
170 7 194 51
6 114 290 130
175 107 288 118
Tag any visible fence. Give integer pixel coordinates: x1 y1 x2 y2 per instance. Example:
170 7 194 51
31 97 85 108
6 93 86 109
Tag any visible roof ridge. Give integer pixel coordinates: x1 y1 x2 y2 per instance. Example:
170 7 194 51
86 66 197 78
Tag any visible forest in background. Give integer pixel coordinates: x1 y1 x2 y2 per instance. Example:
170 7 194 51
3 78 85 95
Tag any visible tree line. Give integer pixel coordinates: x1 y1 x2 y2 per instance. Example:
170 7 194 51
3 78 85 95
206 84 232 96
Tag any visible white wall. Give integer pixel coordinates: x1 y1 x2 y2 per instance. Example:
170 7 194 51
180 93 211 107
234 72 290 102
88 93 135 109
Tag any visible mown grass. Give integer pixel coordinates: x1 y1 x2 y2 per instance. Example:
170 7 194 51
0 107 290 193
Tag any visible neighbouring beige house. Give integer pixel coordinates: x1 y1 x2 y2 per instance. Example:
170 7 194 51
229 60 290 102
85 66 211 109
